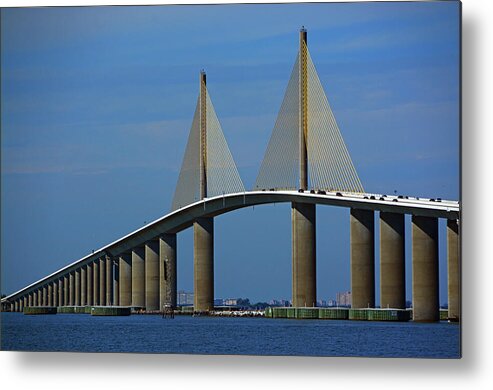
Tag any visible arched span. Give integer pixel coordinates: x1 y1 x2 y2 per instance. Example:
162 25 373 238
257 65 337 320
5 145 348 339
2 190 458 302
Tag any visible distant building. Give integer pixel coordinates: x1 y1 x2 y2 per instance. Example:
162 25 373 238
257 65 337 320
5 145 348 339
317 299 328 307
214 299 224 306
336 291 351 307
177 290 194 306
223 298 238 306
327 299 337 307
269 299 290 307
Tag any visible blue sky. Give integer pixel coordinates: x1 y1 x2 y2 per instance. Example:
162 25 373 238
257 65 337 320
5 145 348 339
1 2 460 304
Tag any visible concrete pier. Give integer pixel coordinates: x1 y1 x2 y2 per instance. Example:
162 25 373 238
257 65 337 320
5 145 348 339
53 282 58 307
412 216 439 322
132 247 145 308
119 253 132 306
113 259 119 306
33 290 38 306
99 257 106 306
64 275 69 306
160 234 177 309
447 219 460 321
58 279 63 307
81 266 86 306
291 202 316 307
87 263 93 306
43 285 47 307
93 260 99 306
145 241 160 311
350 208 375 308
69 272 74 306
75 269 81 306
106 256 113 306
194 217 214 312
28 293 33 307
380 212 405 309
48 284 53 307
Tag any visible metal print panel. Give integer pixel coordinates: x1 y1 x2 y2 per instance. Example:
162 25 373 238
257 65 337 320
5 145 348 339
1 1 461 358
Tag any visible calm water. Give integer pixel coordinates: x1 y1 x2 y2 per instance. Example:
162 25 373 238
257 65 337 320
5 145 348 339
0 312 460 358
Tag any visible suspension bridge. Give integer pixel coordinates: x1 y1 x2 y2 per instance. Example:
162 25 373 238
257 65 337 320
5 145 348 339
1 29 460 322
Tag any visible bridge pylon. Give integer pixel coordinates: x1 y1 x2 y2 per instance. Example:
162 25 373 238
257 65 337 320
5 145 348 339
292 28 316 308
173 71 246 312
254 27 368 308
195 71 214 312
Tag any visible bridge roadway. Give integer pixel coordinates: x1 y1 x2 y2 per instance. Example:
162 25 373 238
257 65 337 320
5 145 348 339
2 190 459 303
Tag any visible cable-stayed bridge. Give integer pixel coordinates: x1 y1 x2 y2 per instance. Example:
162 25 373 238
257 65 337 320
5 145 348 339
2 29 460 322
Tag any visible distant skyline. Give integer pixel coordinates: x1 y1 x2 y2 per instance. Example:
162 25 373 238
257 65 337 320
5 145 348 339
1 2 460 303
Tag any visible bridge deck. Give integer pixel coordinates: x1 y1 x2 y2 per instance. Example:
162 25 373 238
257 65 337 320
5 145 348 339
2 190 459 302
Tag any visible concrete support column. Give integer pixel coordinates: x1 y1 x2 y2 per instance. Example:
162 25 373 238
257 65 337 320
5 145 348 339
350 208 375 308
132 247 145 308
14 301 19 312
194 217 214 312
58 279 63 307
160 234 177 309
113 260 120 306
412 216 439 322
52 282 58 307
33 291 38 306
75 269 81 306
99 258 106 306
87 263 93 306
291 202 316 307
145 241 160 311
47 284 53 306
447 219 460 321
380 212 405 309
64 275 69 306
93 260 99 305
119 253 132 306
23 297 27 310
81 266 87 306
28 293 33 307
43 285 48 306
106 256 113 306
69 272 75 306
